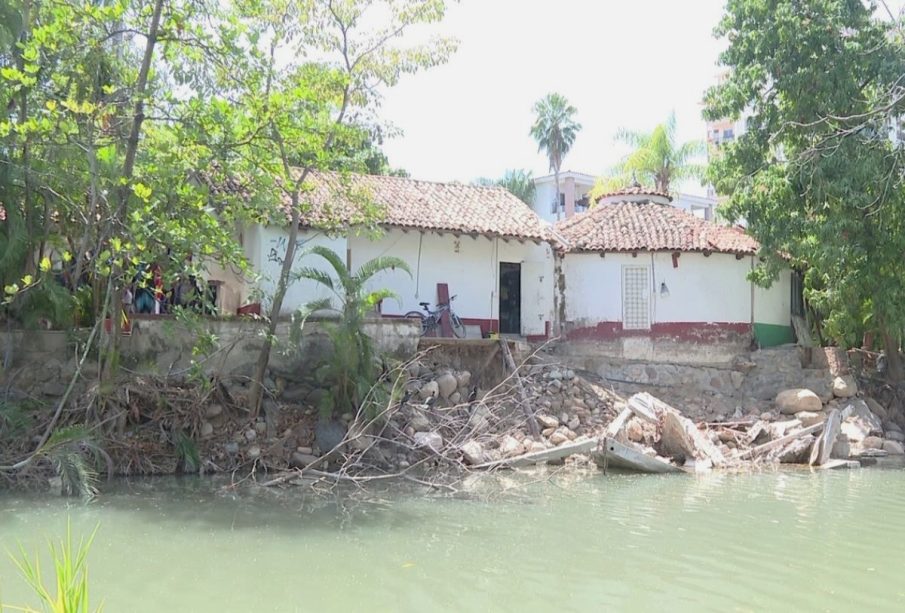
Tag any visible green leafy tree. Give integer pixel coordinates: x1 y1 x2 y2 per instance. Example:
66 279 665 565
704 0 905 378
474 169 536 205
290 245 411 420
609 112 704 194
530 93 581 220
225 0 457 416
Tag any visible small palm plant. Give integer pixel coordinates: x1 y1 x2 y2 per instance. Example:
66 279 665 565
4 521 102 612
289 245 411 420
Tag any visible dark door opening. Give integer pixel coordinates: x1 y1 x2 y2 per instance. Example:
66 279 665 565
499 262 521 335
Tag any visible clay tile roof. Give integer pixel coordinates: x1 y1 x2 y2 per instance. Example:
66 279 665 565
292 171 551 241
595 185 672 201
554 201 759 255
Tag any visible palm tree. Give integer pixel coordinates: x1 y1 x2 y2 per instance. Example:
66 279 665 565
530 93 581 220
290 245 411 421
613 112 705 194
474 169 536 205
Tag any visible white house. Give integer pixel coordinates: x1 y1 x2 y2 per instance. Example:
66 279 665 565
553 186 793 361
531 171 596 224
236 172 556 339
532 170 717 224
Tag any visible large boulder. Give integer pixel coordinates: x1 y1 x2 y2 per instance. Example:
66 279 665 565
866 397 888 421
776 389 823 415
436 373 458 399
418 380 439 401
863 435 884 450
839 400 883 444
459 440 484 465
413 431 444 453
832 375 858 398
883 440 905 455
499 435 524 458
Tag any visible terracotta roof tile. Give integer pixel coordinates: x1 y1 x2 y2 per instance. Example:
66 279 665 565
555 201 758 255
595 185 672 201
292 171 551 241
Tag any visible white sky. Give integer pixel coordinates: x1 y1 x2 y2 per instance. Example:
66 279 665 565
379 0 728 191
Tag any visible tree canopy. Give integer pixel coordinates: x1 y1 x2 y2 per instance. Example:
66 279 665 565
704 0 905 375
530 92 580 219
474 169 536 205
607 112 704 194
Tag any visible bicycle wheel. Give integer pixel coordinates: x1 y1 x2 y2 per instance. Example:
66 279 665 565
450 313 467 338
404 311 427 335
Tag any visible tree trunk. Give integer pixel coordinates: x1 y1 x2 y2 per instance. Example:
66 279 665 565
249 186 308 417
883 331 903 383
101 0 164 380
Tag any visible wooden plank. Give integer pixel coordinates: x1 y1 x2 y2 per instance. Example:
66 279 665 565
593 437 685 474
473 438 598 469
436 282 453 337
811 408 841 467
499 339 540 438
738 422 825 459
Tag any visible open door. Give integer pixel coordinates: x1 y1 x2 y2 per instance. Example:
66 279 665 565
499 262 521 334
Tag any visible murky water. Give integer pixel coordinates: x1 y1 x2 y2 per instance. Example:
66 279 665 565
1 464 904 612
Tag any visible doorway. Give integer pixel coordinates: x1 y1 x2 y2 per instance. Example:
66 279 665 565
499 262 521 335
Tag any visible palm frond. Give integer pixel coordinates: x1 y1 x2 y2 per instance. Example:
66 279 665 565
355 256 411 284
301 245 351 288
291 266 336 291
363 289 400 311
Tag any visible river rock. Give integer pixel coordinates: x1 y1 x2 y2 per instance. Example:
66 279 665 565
460 440 484 465
409 412 431 432
499 435 524 458
200 421 214 438
244 429 257 442
866 397 888 421
883 440 905 455
832 375 857 398
567 417 580 431
224 442 239 456
205 403 223 418
626 419 644 443
776 389 823 415
419 380 439 400
449 392 462 405
290 452 321 468
548 370 563 380
247 445 261 459
436 373 458 399
885 430 905 442
795 411 826 427
536 413 559 429
413 431 443 453
549 429 570 445
863 435 884 450
456 371 472 388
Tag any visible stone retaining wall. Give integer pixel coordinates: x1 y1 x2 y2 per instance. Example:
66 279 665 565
0 317 421 401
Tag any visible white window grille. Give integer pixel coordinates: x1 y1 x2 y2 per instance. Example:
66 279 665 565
622 266 651 330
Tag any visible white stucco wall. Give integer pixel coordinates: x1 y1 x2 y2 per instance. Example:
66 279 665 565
349 229 554 336
563 251 786 327
254 225 349 315
753 266 792 327
532 182 559 224
250 226 554 336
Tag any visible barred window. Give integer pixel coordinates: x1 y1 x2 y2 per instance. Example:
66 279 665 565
622 266 651 330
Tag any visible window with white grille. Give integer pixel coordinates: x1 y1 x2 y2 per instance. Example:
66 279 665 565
622 266 650 330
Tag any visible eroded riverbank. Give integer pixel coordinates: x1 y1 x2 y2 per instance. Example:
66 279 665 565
2 465 905 612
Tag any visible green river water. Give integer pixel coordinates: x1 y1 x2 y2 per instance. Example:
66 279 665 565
1 464 904 612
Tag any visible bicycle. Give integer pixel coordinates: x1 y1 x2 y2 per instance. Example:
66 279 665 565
405 295 467 338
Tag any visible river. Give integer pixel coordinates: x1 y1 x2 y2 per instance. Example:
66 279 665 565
1 464 903 612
